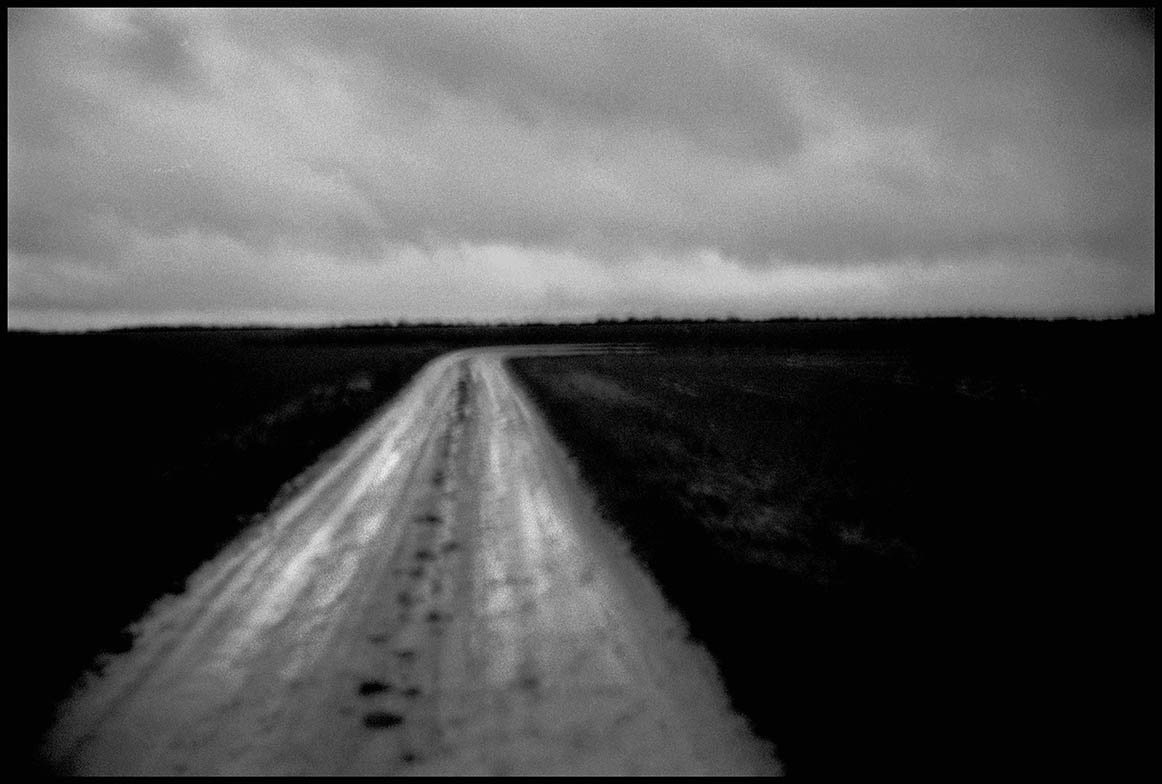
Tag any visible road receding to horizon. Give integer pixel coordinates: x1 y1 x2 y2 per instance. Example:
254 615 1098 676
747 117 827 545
44 345 780 776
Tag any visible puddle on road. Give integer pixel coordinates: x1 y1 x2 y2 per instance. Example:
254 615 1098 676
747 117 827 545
363 711 404 729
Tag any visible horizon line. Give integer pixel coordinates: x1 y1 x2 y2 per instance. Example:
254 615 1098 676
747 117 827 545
7 311 1155 336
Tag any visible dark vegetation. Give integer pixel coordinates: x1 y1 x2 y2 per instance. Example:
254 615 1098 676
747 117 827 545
9 316 1151 775
508 315 1153 776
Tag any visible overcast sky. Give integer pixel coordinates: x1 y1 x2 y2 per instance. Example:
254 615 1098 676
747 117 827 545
7 8 1155 329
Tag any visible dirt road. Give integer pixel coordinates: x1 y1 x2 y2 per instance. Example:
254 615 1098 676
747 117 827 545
44 347 780 775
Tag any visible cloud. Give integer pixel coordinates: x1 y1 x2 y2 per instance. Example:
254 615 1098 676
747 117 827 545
7 8 1154 327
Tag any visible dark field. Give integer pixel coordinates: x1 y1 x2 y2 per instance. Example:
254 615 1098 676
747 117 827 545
10 317 1152 776
509 316 1153 776
10 327 469 772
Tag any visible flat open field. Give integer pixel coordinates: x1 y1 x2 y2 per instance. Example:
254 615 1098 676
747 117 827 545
11 317 1152 775
508 316 1153 775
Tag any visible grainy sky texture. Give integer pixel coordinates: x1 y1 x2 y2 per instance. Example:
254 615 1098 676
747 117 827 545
7 8 1155 329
